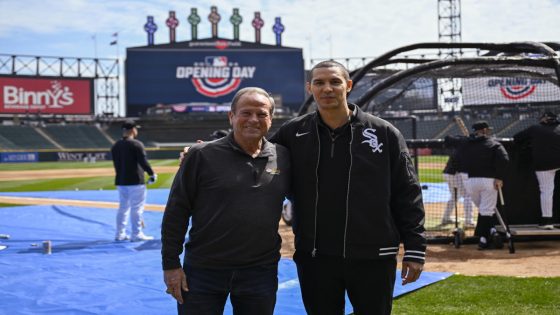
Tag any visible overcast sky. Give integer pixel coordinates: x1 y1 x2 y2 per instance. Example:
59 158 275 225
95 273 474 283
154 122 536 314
1 0 560 67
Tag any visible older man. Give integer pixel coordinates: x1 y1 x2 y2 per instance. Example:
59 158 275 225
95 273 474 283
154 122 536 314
161 87 290 315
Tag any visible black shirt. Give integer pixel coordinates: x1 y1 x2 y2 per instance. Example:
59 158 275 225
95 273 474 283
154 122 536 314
316 115 352 257
161 134 291 269
111 137 154 185
455 135 509 179
514 121 560 171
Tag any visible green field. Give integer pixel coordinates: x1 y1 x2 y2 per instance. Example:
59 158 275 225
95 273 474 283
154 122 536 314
0 156 448 192
0 160 178 192
0 159 178 171
392 275 560 314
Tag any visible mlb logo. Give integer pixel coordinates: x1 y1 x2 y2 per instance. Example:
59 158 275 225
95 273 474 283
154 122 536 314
205 56 228 67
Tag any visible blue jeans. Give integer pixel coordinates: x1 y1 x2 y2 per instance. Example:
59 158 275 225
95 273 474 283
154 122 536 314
178 263 278 315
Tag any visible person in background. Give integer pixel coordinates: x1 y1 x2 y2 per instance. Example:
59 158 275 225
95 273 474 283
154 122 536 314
514 111 560 230
440 151 474 228
454 121 509 250
111 120 157 242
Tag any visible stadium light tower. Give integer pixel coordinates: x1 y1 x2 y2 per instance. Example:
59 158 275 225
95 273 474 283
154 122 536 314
438 0 462 112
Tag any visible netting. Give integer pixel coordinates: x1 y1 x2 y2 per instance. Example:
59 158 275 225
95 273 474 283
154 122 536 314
341 42 560 241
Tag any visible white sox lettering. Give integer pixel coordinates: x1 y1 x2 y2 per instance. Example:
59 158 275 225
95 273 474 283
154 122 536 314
361 128 383 153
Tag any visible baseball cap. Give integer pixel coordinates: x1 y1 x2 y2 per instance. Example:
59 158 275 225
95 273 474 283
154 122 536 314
541 111 557 120
122 120 140 130
472 121 492 131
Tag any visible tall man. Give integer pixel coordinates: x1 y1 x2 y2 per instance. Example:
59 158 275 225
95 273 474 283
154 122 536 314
269 61 426 315
454 121 509 249
111 120 156 242
514 112 560 229
161 88 290 315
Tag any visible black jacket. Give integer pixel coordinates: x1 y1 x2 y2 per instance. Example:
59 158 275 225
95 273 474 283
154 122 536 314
111 137 154 185
453 135 509 179
513 121 560 171
161 134 291 270
269 105 426 264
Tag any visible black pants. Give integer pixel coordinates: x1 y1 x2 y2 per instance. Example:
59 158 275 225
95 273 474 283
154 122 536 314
177 263 278 315
294 251 396 315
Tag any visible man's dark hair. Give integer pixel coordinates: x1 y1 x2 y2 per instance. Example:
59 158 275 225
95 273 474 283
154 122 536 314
230 87 275 115
309 60 350 81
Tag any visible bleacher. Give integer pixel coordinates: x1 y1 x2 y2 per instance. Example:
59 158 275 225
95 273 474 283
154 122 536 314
42 125 113 149
0 125 56 150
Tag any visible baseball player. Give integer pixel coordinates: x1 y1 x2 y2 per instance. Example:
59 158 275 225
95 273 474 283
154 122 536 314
454 121 510 249
514 112 560 230
111 120 157 242
441 152 474 227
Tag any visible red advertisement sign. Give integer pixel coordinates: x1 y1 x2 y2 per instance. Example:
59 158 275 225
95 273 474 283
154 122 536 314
0 76 93 114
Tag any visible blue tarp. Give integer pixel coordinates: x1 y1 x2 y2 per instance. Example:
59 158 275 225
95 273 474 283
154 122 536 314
0 192 452 315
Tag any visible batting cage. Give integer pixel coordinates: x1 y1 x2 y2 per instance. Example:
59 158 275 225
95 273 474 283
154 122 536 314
301 42 560 246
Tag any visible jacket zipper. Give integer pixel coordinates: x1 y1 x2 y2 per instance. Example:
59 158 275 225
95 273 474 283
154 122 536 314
312 122 320 258
343 125 354 258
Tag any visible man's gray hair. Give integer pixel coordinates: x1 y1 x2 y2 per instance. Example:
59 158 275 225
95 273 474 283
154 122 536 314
230 87 275 115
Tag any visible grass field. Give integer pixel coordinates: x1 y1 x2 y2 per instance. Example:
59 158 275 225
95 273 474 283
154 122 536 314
392 275 560 314
0 160 178 192
0 156 448 192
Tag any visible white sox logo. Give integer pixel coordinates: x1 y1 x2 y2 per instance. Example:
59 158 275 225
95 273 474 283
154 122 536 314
361 128 383 153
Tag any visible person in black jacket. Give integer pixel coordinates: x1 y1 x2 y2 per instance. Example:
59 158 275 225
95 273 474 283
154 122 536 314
161 87 290 314
111 120 156 242
455 121 510 249
269 61 426 315
514 112 560 229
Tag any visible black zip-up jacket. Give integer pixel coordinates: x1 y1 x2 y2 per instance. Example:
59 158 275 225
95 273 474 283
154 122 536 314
454 135 509 179
161 134 290 270
269 105 426 264
513 121 560 171
111 137 154 185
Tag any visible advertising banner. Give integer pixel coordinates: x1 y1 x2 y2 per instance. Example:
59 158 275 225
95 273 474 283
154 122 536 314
0 76 93 114
126 45 304 114
0 152 38 163
462 77 560 106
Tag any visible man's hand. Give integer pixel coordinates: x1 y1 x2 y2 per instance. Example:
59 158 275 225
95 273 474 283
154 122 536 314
494 179 503 190
179 140 204 165
164 268 188 304
179 147 190 165
401 261 423 285
147 174 157 184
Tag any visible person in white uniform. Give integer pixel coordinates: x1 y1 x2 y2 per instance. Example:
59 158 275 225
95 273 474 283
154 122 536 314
111 120 157 242
514 112 560 230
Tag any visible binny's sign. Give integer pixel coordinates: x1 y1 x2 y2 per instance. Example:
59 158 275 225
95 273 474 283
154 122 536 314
0 76 93 114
